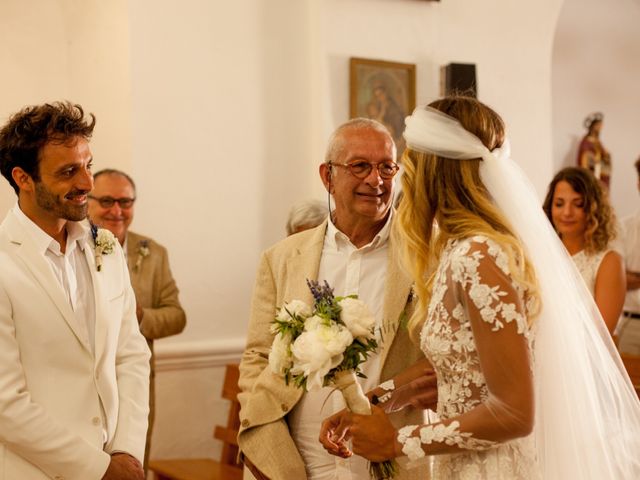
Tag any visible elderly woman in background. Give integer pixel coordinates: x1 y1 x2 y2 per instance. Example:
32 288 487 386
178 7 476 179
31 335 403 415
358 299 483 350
285 199 328 236
543 166 625 334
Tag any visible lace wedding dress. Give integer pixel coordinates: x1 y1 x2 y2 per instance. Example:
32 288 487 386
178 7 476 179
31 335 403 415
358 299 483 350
417 235 540 479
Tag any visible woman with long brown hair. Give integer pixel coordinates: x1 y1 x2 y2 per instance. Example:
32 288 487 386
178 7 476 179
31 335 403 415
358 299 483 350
543 167 625 334
319 96 640 479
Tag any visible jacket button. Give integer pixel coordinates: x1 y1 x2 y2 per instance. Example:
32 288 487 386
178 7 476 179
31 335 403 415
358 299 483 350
92 417 101 426
241 419 250 428
281 404 288 412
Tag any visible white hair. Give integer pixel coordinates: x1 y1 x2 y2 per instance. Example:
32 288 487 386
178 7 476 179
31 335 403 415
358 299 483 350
324 118 396 165
286 199 328 236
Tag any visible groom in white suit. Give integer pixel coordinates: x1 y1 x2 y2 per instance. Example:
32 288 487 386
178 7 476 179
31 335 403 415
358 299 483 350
0 102 151 480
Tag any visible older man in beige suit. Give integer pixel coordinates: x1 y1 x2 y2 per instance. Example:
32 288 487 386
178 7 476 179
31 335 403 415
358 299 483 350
88 169 186 471
239 119 433 480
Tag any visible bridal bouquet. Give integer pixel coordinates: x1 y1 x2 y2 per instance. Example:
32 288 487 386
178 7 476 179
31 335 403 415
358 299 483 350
269 280 398 480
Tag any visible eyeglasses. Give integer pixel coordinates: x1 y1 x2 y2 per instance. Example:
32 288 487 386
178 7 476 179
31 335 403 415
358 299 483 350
88 195 136 209
330 161 399 180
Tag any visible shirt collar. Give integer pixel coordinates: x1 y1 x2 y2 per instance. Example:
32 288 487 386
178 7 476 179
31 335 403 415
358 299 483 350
326 209 393 251
12 203 90 256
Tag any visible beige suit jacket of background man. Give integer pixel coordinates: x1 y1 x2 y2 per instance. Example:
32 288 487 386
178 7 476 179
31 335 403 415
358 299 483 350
126 230 186 466
238 220 427 480
0 210 150 480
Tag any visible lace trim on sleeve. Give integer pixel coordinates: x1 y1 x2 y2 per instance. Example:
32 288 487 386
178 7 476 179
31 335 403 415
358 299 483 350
397 422 497 461
376 379 396 404
454 237 529 335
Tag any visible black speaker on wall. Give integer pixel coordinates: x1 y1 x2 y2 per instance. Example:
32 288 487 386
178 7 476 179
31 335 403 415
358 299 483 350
443 63 477 97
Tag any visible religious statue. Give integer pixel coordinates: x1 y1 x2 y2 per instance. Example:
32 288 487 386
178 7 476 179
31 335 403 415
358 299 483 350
577 112 611 188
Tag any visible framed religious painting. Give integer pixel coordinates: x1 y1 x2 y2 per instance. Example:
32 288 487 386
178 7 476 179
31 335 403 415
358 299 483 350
349 57 416 154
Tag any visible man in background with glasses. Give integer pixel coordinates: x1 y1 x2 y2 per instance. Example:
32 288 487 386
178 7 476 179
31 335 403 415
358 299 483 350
238 118 434 480
88 169 186 473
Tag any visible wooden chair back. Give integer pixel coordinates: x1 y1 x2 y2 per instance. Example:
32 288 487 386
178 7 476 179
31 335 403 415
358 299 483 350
213 363 241 468
149 363 242 480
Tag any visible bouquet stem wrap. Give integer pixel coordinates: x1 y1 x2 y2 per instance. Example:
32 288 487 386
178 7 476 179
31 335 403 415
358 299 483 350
334 370 371 415
333 370 398 480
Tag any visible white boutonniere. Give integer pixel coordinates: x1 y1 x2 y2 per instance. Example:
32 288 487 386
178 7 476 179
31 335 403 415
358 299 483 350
134 240 150 272
90 224 116 272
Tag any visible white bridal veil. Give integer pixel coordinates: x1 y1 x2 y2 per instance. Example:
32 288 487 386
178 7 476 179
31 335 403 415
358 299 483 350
403 106 640 479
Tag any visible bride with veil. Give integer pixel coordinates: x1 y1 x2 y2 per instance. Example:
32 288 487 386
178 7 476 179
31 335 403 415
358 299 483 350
319 95 640 479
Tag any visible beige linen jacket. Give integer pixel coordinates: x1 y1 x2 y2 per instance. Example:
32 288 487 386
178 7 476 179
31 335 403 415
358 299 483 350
238 220 427 480
0 209 150 480
126 231 186 347
126 231 186 468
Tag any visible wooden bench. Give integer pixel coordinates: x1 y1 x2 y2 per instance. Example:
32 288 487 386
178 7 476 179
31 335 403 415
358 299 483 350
621 353 640 398
149 363 242 480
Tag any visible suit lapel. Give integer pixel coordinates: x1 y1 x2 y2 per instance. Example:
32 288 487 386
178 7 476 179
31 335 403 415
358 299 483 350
126 231 138 273
379 237 413 370
283 222 327 305
6 213 92 352
83 237 108 359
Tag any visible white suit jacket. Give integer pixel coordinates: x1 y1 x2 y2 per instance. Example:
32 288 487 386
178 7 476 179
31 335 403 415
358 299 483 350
0 208 151 480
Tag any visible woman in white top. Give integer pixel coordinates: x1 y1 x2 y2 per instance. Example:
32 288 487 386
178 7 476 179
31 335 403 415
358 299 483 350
543 166 625 335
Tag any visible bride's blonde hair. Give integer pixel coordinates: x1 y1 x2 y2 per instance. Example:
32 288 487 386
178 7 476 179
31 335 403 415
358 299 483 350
393 96 540 340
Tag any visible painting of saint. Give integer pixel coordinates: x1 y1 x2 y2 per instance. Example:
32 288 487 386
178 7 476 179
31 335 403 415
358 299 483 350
350 58 416 155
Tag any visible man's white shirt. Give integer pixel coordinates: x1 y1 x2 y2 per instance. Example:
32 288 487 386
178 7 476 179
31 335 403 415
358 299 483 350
288 213 391 480
616 211 640 313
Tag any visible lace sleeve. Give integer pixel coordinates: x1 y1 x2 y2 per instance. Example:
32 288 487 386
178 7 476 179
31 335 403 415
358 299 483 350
398 237 535 461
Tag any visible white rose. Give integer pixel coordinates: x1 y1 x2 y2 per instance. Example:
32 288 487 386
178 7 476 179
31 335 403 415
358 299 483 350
317 322 353 356
303 315 325 331
338 297 376 339
289 330 334 390
289 322 353 391
269 332 293 374
276 299 312 323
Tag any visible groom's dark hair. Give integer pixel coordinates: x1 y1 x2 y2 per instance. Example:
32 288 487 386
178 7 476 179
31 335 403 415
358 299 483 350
0 101 96 194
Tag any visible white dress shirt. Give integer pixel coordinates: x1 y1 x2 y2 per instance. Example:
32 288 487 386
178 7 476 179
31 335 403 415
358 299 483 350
617 211 640 313
14 204 97 351
288 213 391 480
613 211 640 354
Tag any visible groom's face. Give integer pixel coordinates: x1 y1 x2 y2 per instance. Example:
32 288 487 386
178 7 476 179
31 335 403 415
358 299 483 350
31 137 94 223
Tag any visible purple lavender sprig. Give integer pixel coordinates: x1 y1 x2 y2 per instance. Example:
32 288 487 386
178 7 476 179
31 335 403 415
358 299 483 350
306 279 344 325
306 279 335 304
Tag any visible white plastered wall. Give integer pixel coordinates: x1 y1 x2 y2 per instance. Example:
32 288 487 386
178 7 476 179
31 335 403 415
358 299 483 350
552 0 640 219
0 0 132 210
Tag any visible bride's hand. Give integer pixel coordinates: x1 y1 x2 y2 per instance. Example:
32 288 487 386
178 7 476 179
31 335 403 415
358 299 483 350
382 371 438 413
